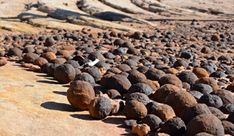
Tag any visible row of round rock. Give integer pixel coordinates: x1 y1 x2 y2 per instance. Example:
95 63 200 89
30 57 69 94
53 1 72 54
0 22 233 136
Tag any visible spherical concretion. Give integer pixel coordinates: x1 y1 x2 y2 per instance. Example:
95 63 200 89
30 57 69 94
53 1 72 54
144 79 160 91
74 72 95 85
193 67 209 78
65 60 80 68
191 83 213 94
199 94 223 108
47 63 59 77
215 89 234 105
100 74 131 95
151 84 181 103
84 67 102 81
208 107 226 120
8 47 22 57
23 52 39 63
128 70 147 84
159 74 183 88
222 120 234 135
220 104 234 114
186 114 224 136
195 77 219 92
106 89 121 99
145 68 165 81
54 64 76 84
165 91 197 117
148 103 176 121
88 96 112 119
43 51 57 61
177 71 198 85
128 83 154 96
142 114 162 130
34 57 48 67
126 92 150 105
53 58 66 64
117 64 132 72
160 117 186 136
181 103 211 124
124 100 147 119
67 81 95 110
0 57 7 66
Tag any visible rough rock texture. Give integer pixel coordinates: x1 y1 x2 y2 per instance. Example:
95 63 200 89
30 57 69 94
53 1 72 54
89 96 113 119
67 81 95 110
186 114 224 136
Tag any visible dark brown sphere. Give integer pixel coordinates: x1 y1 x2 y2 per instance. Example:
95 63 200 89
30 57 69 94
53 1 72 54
124 100 147 119
67 81 95 110
186 114 224 136
54 64 76 84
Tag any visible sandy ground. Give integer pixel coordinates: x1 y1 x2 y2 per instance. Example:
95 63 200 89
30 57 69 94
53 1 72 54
0 62 129 136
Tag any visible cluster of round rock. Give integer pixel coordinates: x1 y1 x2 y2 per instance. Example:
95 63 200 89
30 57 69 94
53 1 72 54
0 22 233 136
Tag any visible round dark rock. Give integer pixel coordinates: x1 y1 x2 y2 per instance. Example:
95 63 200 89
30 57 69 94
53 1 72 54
126 92 150 105
88 51 105 61
118 64 132 72
124 100 147 119
147 102 176 121
145 68 165 81
23 52 39 63
84 67 102 81
128 83 154 96
47 63 59 77
215 89 234 105
89 96 113 119
177 71 198 85
220 104 234 114
180 51 193 59
100 74 131 95
65 60 80 68
186 114 224 136
151 84 181 103
191 83 213 94
54 64 76 84
8 47 22 57
142 114 162 130
159 74 183 88
165 91 197 117
222 120 234 135
128 70 147 84
208 107 226 120
67 81 95 110
44 37 55 46
210 71 227 78
106 89 121 99
181 104 211 124
160 117 186 136
74 72 95 85
199 94 223 108
173 59 189 68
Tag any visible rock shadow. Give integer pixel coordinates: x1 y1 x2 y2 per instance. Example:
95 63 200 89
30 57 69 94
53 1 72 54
41 101 76 112
53 91 67 96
